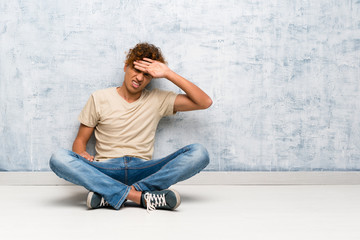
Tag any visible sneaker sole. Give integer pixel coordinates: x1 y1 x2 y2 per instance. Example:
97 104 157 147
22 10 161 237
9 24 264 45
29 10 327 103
86 191 95 209
169 188 181 210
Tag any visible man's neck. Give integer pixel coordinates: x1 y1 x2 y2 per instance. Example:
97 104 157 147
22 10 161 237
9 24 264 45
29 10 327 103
117 86 142 103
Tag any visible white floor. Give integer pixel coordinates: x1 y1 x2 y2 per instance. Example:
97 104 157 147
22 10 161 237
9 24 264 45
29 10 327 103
1 185 360 240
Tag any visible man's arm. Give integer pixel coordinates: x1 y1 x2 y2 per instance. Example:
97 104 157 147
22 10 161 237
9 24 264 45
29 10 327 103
72 123 95 161
133 58 213 112
166 70 212 112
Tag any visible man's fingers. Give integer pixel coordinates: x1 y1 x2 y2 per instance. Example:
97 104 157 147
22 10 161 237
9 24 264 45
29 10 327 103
134 61 149 68
80 152 94 161
134 60 152 69
133 64 146 72
143 58 154 63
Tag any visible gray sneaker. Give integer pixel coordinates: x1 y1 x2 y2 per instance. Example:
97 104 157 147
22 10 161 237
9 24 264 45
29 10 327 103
86 192 110 209
141 189 181 212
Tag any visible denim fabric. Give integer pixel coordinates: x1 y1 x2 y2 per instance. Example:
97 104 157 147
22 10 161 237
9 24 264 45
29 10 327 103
49 143 209 210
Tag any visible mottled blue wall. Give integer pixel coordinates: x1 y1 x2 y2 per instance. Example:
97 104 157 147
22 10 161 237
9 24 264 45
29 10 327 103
1 0 360 171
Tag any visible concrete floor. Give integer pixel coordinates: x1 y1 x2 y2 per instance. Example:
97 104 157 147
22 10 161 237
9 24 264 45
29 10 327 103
1 185 360 240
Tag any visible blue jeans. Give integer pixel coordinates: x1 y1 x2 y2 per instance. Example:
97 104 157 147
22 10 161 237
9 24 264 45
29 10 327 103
49 143 209 209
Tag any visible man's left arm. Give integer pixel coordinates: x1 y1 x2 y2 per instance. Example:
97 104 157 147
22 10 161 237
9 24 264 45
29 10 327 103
134 58 213 112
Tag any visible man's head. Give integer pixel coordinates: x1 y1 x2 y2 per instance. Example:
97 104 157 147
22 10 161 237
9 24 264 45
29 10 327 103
125 42 166 67
122 43 166 96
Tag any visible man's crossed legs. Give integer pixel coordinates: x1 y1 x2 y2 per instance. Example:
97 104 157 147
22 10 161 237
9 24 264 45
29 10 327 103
49 143 209 211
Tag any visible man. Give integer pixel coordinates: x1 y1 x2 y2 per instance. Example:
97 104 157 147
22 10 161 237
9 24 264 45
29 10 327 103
50 42 212 211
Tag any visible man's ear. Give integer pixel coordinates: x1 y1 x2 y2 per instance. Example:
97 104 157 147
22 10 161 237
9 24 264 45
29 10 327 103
124 64 128 72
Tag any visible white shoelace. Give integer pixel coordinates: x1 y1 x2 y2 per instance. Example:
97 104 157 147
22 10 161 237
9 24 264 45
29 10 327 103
99 197 109 207
144 192 166 212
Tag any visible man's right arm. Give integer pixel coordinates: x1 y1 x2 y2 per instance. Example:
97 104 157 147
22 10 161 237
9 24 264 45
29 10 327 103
72 123 95 161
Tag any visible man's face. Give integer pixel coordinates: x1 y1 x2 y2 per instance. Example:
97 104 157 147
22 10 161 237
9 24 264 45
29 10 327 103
123 64 152 94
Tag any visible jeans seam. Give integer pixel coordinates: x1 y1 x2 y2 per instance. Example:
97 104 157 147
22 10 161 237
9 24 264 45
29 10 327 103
133 157 182 189
132 146 193 189
125 157 128 185
86 161 125 170
133 183 143 192
126 146 190 170
115 186 131 209
74 153 126 171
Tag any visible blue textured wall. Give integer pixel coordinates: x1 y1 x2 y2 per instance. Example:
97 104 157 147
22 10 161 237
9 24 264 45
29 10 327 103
1 1 360 171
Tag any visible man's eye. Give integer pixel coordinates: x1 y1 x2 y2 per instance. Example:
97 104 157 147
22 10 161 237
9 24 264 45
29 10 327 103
144 74 151 78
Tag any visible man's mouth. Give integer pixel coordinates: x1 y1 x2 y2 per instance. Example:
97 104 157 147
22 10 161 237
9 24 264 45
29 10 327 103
132 80 140 88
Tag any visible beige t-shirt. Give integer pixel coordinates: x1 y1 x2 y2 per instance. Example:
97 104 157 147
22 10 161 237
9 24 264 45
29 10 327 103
78 87 178 161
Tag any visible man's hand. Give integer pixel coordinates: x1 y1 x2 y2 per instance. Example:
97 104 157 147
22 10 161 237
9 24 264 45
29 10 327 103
134 57 212 112
133 58 171 79
72 124 95 162
79 151 94 162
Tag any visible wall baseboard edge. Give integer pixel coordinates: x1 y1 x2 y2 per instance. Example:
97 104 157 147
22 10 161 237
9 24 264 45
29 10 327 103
1 171 360 185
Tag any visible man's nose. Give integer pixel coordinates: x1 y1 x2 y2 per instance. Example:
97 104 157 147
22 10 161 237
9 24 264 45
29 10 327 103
136 72 144 81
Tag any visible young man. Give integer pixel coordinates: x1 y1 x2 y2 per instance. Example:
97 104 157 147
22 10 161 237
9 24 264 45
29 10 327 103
50 43 212 211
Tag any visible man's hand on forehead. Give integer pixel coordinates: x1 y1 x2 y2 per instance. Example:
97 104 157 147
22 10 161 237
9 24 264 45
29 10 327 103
133 58 171 79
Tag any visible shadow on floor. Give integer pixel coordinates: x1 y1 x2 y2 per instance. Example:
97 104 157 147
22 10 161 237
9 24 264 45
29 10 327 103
49 189 88 208
48 186 207 209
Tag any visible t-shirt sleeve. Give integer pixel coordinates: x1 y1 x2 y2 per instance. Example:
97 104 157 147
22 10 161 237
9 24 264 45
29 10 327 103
78 94 100 127
157 89 178 117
